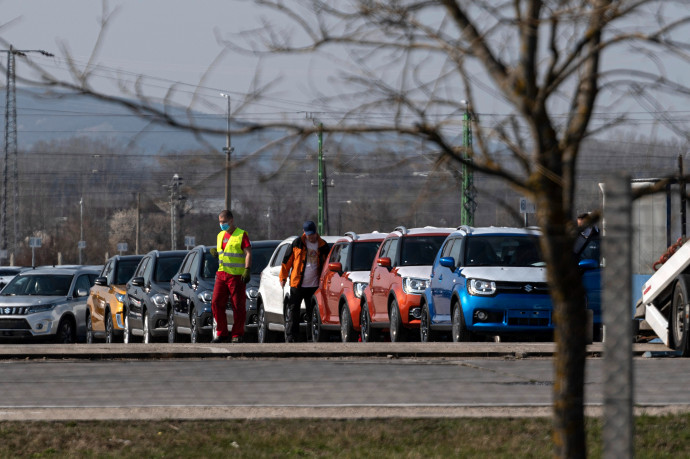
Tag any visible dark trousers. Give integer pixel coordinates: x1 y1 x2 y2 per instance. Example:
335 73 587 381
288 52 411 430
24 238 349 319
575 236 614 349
285 286 317 342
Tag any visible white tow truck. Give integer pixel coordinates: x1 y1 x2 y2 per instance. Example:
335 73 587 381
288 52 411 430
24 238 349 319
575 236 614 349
635 238 690 356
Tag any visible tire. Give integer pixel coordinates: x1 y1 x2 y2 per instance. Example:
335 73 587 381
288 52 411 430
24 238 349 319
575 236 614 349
168 307 179 343
86 311 94 344
420 301 434 343
451 303 471 343
56 317 76 344
340 306 357 343
389 298 407 343
360 298 379 343
143 310 152 344
190 307 200 343
257 304 274 344
671 275 690 357
104 312 115 344
310 302 327 343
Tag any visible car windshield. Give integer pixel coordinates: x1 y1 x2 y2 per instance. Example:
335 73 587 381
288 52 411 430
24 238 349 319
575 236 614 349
351 241 382 271
154 256 185 283
201 252 219 280
2 274 73 296
465 235 543 267
251 246 276 275
399 236 448 266
115 259 140 285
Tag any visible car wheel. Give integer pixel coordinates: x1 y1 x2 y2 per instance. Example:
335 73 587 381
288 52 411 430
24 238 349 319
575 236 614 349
452 303 471 343
420 301 434 343
258 304 274 344
190 307 200 343
86 311 94 344
340 306 357 343
360 298 379 343
56 317 76 344
105 312 115 344
671 275 690 356
389 299 407 343
143 310 152 344
168 307 179 343
123 310 134 343
311 301 327 343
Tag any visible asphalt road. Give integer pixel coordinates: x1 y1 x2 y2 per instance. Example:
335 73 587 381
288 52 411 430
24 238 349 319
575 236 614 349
0 341 687 420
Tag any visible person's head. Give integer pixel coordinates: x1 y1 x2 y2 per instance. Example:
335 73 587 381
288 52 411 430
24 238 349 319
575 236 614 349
577 212 589 227
219 209 234 232
303 220 318 243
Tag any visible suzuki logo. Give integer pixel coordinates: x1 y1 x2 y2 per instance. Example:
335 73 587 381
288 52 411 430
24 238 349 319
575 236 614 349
4 307 10 314
524 284 533 292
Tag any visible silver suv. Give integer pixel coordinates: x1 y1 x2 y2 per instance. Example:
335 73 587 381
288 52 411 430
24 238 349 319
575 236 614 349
0 266 100 343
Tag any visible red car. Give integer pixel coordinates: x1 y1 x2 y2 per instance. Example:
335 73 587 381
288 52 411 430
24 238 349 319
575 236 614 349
311 231 385 342
360 226 454 342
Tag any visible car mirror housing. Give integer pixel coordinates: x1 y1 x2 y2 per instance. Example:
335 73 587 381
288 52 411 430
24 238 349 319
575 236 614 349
439 257 455 269
328 262 342 273
177 273 192 283
131 276 145 287
377 257 391 268
94 276 108 286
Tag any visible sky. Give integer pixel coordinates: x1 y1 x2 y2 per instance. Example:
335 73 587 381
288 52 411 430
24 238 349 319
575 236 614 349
0 0 324 120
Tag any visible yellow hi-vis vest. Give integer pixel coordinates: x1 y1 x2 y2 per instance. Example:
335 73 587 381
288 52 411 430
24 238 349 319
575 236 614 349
217 228 247 275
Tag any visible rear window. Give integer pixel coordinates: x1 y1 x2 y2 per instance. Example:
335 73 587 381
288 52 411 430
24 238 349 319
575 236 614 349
399 236 447 266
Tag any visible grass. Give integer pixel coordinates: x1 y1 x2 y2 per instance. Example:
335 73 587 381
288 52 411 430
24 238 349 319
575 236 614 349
1 415 689 458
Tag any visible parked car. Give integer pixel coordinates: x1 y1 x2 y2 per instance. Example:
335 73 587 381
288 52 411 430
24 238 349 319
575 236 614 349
124 250 187 343
0 266 29 290
360 226 454 342
242 239 281 341
419 226 553 342
168 245 217 343
0 266 100 343
311 231 385 342
256 235 340 343
85 254 143 343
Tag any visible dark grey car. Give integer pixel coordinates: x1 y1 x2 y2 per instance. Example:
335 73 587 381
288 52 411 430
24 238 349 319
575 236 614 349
124 250 187 343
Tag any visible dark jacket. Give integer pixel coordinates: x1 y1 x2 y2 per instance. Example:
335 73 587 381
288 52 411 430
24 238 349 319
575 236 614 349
279 234 330 288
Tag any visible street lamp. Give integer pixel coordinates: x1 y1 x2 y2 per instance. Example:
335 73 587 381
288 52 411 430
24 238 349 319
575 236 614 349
166 174 184 250
78 197 84 264
220 92 234 210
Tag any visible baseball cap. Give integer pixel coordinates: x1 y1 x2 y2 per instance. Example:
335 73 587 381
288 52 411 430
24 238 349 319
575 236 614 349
303 220 317 235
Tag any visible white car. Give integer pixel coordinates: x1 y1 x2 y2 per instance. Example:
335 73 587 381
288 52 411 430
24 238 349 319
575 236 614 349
0 267 28 290
256 235 340 343
0 266 100 343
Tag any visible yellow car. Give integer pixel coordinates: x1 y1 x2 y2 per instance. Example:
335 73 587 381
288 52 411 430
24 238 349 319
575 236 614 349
86 255 143 343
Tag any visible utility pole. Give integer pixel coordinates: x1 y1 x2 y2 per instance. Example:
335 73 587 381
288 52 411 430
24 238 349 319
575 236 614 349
220 93 233 210
1 46 53 261
79 197 84 264
317 122 325 235
166 174 183 250
461 100 476 226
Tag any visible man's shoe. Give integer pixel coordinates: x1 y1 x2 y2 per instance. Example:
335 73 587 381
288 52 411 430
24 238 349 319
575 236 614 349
231 336 243 343
211 335 229 343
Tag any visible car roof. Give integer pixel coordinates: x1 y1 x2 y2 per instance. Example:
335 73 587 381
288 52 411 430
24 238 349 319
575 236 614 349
251 239 282 248
387 226 456 237
451 226 542 237
144 249 189 258
18 266 100 276
337 231 386 243
277 235 341 244
108 254 144 262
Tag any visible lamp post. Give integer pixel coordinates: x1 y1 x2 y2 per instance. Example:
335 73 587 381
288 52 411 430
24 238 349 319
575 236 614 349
79 197 83 264
220 93 234 210
167 174 183 250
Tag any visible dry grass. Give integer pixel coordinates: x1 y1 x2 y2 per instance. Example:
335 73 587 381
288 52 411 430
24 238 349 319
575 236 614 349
0 415 688 458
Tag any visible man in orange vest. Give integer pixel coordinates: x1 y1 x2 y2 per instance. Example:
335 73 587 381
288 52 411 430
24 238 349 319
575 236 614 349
211 209 251 343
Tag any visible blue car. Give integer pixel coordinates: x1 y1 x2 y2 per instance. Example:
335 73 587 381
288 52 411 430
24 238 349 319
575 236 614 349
419 226 553 342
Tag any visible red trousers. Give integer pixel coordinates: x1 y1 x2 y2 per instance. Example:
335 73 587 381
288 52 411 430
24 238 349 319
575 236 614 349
211 272 246 338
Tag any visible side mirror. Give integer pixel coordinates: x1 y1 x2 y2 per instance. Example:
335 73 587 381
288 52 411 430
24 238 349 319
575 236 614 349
439 257 455 269
177 273 192 283
94 276 107 286
76 288 89 298
328 262 343 273
131 276 145 287
377 257 391 268
578 259 599 270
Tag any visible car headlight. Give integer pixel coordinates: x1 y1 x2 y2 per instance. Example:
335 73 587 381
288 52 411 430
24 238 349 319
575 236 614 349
27 303 56 314
353 282 367 298
246 286 259 299
468 279 496 296
402 277 428 294
198 290 213 303
115 292 126 304
152 293 168 308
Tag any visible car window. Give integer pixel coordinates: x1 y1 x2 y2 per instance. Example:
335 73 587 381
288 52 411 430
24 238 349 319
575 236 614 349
74 274 94 297
338 243 350 269
399 236 446 266
351 241 381 272
0 268 20 276
252 245 278 275
201 251 218 280
115 259 140 285
271 244 290 268
187 252 199 278
134 257 149 278
329 244 342 264
143 256 155 280
387 238 400 267
449 237 463 267
154 256 185 283
179 252 194 274
441 238 455 258
100 260 112 280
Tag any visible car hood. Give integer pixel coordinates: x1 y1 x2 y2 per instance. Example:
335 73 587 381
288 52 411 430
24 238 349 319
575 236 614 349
393 266 432 279
0 295 69 306
345 271 371 284
459 266 547 282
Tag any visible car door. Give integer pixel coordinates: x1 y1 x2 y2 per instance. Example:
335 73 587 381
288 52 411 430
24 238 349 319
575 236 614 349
431 237 460 321
73 273 97 339
322 242 343 323
90 260 112 332
173 250 197 327
262 242 291 321
127 256 150 328
371 237 399 322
